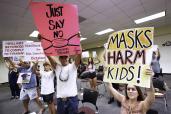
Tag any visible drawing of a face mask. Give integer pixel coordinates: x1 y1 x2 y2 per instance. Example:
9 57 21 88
52 38 68 48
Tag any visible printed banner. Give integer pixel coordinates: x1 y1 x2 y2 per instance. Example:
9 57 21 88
3 41 24 57
30 2 81 56
24 42 46 61
103 27 154 88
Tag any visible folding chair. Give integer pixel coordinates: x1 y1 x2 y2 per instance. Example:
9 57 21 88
78 64 90 90
79 88 99 114
96 65 107 96
153 77 168 111
147 109 158 114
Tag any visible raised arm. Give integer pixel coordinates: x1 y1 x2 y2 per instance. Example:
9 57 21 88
74 32 82 68
4 57 17 68
74 53 81 68
32 61 39 74
108 83 125 103
142 69 155 111
4 59 10 68
38 34 58 70
47 56 57 70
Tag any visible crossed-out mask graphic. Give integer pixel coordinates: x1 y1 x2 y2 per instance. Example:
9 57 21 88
41 33 80 51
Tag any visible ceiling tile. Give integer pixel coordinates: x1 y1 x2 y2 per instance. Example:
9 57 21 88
166 0 171 12
88 0 114 12
101 6 122 18
1 0 29 8
0 3 26 17
77 0 96 5
79 7 99 18
142 0 166 15
64 0 87 12
117 0 141 11
89 13 108 23
126 5 146 20
110 0 126 5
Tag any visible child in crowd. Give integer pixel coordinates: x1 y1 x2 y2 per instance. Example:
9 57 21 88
38 62 56 114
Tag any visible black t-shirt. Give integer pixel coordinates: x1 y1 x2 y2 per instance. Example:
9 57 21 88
8 70 19 84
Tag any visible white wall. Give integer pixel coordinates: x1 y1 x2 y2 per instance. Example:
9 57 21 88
0 58 8 83
159 46 171 73
155 33 171 73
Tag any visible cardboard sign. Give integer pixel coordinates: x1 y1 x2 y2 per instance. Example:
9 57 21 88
3 41 24 57
30 2 81 56
103 27 154 88
24 42 46 61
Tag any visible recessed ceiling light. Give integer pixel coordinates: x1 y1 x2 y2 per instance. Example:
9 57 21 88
80 37 87 41
95 28 114 35
29 30 39 37
25 41 34 43
134 11 165 24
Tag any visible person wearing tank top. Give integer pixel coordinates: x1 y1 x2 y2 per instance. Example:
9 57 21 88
5 58 45 114
108 69 155 114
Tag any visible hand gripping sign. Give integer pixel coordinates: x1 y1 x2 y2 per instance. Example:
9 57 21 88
103 27 154 88
30 2 81 56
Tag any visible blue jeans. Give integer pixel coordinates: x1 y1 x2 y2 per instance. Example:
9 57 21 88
57 96 78 114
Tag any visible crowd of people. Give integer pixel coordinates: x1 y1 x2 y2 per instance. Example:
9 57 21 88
4 35 164 114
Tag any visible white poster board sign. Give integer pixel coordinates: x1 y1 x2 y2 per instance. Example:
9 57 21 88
104 27 154 88
24 42 46 61
3 41 24 57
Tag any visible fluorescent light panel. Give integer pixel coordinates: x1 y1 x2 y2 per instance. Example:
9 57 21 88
134 11 165 24
80 37 87 41
95 28 114 35
29 30 39 37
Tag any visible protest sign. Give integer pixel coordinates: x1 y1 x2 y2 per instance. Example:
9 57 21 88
3 41 24 57
103 27 154 88
24 42 46 61
30 2 81 56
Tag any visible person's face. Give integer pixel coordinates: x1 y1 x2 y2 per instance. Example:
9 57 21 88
88 57 92 62
127 84 139 100
59 56 68 66
44 65 51 71
22 61 30 68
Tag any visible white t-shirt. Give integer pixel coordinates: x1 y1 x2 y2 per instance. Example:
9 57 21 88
55 63 77 98
40 71 55 95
